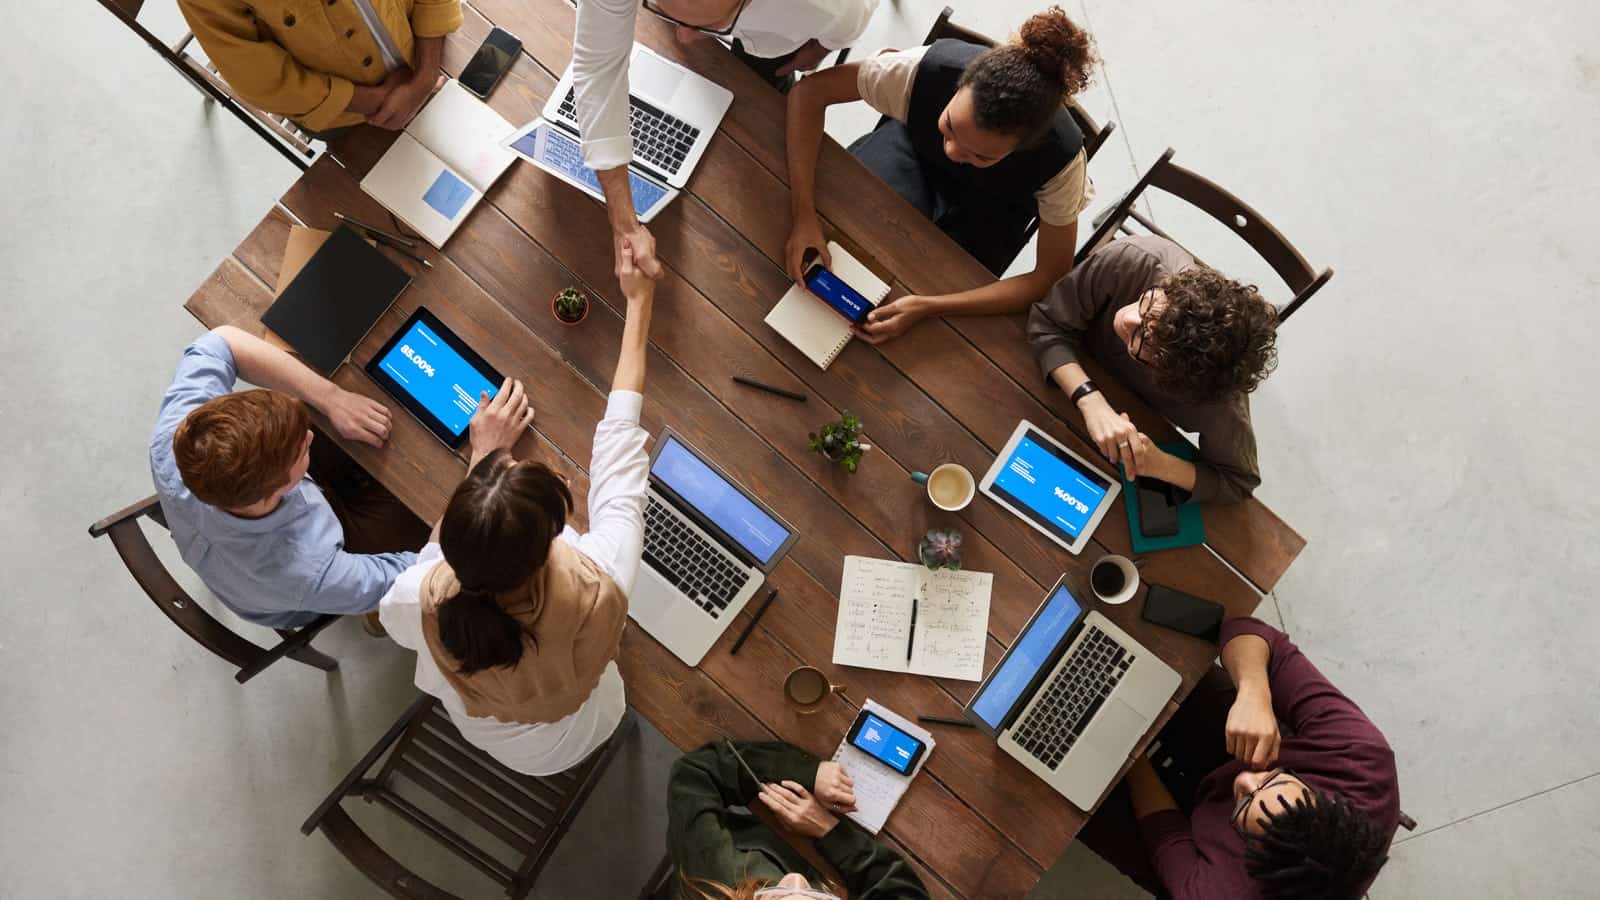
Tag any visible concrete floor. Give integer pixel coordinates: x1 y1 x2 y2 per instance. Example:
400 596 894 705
4 1 1597 897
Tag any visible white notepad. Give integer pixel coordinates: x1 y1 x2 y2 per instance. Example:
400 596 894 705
360 80 516 248
830 700 935 834
831 556 993 682
764 242 890 369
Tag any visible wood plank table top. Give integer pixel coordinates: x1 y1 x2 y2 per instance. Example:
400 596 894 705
181 3 1304 896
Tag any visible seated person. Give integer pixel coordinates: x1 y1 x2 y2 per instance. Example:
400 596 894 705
785 6 1099 343
378 249 656 775
669 740 928 899
1027 235 1280 503
151 326 427 629
177 0 462 133
1077 619 1398 899
573 0 880 281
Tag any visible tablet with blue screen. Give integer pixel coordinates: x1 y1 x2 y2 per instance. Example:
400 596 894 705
365 308 503 449
979 420 1121 555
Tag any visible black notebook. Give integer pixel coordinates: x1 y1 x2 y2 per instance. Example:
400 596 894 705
260 224 412 374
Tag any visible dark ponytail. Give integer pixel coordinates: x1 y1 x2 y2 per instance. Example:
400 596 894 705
436 450 574 674
958 6 1098 143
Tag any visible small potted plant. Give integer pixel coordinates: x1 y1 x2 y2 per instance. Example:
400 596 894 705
807 413 871 473
917 528 963 570
552 286 590 326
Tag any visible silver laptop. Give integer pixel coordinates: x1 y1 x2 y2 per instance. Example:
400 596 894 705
964 575 1181 810
629 429 799 666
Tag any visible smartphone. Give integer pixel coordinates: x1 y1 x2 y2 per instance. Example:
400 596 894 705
1142 584 1225 643
1136 476 1180 537
803 261 873 324
846 710 927 775
460 27 521 99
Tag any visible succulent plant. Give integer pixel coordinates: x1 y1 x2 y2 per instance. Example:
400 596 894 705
553 287 589 323
917 528 963 570
807 413 870 473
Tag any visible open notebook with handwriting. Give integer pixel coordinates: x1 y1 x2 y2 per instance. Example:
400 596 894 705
831 556 992 681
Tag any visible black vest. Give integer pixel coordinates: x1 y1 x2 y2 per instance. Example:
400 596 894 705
906 39 1083 215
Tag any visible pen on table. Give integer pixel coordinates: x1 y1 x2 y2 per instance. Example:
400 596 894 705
905 595 918 662
729 588 779 655
917 715 976 728
733 376 806 403
334 212 418 248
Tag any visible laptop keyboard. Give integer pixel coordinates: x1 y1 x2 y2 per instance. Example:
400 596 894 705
1012 627 1135 770
557 88 700 176
641 496 750 619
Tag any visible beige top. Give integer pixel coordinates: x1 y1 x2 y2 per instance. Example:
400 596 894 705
855 45 1093 226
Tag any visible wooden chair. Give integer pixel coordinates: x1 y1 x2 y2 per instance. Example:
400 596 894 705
92 0 316 170
302 696 632 899
1076 147 1334 323
88 495 341 684
636 855 675 900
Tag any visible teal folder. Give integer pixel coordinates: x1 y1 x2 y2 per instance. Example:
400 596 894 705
1121 441 1206 553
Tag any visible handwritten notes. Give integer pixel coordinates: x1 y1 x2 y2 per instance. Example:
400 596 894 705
831 700 935 834
832 556 992 681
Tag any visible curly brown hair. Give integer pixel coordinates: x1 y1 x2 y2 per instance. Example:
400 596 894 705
1142 268 1280 403
958 6 1098 144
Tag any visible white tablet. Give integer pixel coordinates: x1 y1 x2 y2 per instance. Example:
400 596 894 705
980 420 1121 555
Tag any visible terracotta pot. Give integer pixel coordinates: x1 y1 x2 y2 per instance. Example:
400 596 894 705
552 290 589 326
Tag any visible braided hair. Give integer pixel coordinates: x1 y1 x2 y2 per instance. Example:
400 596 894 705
1244 788 1391 900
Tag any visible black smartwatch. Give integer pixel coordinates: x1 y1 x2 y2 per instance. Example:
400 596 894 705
1068 380 1100 407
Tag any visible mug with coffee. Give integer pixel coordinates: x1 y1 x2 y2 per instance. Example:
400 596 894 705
911 463 976 511
784 666 845 714
1089 554 1139 605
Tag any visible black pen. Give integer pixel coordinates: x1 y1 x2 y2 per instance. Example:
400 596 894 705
917 715 976 728
733 376 806 402
334 212 418 248
729 588 779 655
377 240 433 270
905 595 918 663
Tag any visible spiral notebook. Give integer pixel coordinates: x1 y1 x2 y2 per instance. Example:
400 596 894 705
829 700 935 834
764 242 890 369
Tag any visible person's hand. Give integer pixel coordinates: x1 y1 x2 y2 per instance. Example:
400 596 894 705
616 244 654 304
370 72 443 130
614 221 663 282
323 388 392 448
785 213 830 282
467 378 534 464
776 39 833 77
813 762 858 814
1225 683 1280 770
1123 431 1168 482
856 295 927 345
346 77 399 118
757 780 839 839
1081 395 1140 474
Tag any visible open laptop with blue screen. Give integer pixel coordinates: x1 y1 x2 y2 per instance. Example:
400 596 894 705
503 119 677 223
631 428 799 666
963 575 1180 810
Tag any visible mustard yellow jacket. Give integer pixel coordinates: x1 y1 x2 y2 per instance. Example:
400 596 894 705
177 0 462 132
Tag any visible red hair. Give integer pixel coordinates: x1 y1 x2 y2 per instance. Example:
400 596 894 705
172 389 309 507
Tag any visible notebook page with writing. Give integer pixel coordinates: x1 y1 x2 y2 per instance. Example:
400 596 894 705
830 700 934 834
831 556 992 681
764 242 890 369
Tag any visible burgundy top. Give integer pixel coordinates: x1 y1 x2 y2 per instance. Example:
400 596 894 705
1137 619 1400 899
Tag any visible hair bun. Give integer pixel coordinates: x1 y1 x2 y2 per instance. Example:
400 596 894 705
1016 5 1098 96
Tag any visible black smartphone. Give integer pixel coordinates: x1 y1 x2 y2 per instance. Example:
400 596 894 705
846 709 927 774
1142 584 1225 643
460 27 521 99
803 261 874 324
1136 476 1180 537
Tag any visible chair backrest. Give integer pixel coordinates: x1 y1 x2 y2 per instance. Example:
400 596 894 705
303 697 628 900
1075 147 1334 322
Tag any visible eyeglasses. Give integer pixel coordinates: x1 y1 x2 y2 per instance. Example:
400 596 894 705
642 0 750 37
752 889 840 900
1127 289 1160 362
1231 769 1303 833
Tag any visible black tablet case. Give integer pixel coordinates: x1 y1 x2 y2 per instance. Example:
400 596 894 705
261 225 411 374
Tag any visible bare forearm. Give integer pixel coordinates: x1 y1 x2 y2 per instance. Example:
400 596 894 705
412 36 443 79
785 82 828 220
213 326 337 411
921 269 1058 319
596 166 638 234
612 292 654 393
1128 757 1179 818
1222 633 1272 694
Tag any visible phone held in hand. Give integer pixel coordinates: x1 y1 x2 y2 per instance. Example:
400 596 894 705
1136 476 1181 537
1142 584 1225 643
460 27 521 99
846 709 927 774
803 260 873 324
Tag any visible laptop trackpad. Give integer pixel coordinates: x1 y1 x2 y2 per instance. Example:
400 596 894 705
1082 700 1146 758
632 51 687 103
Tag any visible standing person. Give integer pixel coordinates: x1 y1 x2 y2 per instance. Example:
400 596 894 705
151 326 428 630
1076 619 1399 899
785 6 1098 344
572 0 879 283
1026 234 1280 503
378 248 656 774
669 740 928 899
176 0 462 134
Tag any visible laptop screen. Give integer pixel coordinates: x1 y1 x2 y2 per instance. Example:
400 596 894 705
651 435 792 565
508 124 670 219
970 583 1084 730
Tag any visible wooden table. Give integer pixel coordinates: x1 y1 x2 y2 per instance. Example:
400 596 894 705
183 4 1304 896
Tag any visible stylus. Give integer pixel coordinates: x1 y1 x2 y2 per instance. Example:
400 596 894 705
917 715 976 728
733 376 807 403
729 588 779 655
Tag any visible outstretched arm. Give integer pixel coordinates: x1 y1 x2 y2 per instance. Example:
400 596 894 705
210 326 390 447
784 63 866 280
612 247 656 393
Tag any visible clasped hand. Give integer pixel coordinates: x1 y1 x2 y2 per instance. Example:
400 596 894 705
756 761 857 839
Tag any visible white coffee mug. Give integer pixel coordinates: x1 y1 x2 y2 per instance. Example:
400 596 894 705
911 463 976 512
1089 554 1139 605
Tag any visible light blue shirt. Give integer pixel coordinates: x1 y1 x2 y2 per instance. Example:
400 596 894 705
149 333 417 628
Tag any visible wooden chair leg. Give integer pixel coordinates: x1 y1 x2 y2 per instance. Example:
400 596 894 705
235 614 340 683
314 806 462 900
1398 810 1417 831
